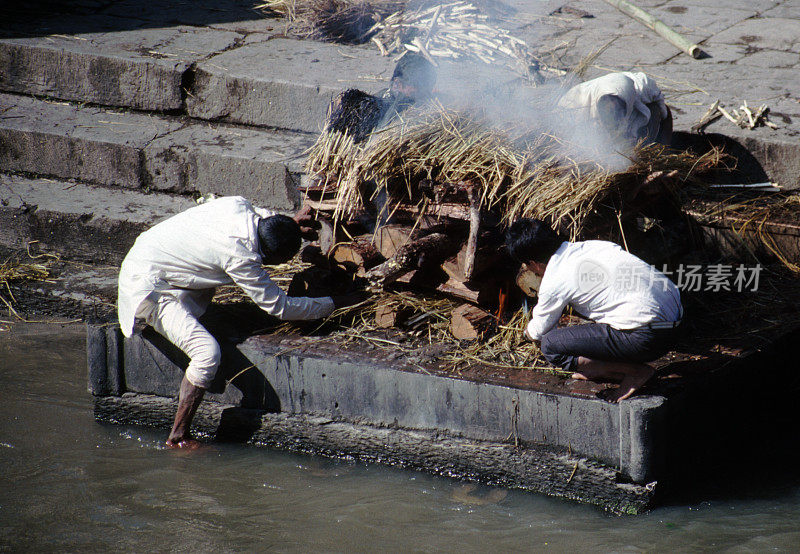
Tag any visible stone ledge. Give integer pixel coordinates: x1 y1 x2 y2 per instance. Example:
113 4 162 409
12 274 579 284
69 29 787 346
0 174 195 263
0 25 244 111
88 325 668 484
186 38 395 133
0 94 313 206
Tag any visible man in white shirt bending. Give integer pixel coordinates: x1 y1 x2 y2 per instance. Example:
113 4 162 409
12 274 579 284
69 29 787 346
118 196 363 448
558 71 672 146
505 219 682 402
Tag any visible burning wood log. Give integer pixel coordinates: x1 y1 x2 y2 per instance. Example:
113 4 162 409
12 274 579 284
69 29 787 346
441 230 502 282
449 303 494 339
395 271 500 307
331 237 384 276
366 232 457 287
516 267 542 298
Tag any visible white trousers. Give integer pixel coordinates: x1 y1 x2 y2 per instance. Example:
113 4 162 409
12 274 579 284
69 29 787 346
135 288 219 389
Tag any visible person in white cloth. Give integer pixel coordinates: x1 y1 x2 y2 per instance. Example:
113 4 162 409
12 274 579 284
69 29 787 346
558 71 672 146
505 219 682 402
118 196 363 448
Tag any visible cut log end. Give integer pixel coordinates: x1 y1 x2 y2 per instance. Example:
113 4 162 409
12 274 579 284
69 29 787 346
374 304 412 328
450 303 494 340
375 224 414 259
331 237 384 277
516 268 542 298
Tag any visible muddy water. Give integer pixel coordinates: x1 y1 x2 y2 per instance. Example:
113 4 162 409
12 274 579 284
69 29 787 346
2 322 800 552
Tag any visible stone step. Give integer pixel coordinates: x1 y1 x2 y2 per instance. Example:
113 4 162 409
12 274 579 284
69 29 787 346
0 93 315 209
0 16 249 112
0 173 195 264
0 13 394 133
186 38 395 133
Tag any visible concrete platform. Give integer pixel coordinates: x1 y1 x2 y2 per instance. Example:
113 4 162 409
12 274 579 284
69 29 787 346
0 94 313 208
85 317 800 513
87 323 658 513
89 324 665 482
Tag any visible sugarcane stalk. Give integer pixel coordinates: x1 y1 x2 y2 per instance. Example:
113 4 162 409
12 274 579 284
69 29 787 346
372 36 388 56
602 0 702 58
717 104 739 125
411 37 439 67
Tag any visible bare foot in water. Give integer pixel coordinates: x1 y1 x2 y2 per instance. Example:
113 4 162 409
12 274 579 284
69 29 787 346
165 438 204 450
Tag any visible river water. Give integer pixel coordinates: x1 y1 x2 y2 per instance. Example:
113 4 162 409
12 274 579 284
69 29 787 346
1 321 799 552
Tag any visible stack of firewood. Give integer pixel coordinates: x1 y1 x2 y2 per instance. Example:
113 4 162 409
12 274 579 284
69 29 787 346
295 178 546 341
297 99 727 344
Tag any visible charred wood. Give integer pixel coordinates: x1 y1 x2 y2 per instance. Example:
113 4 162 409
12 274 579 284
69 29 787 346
366 233 457 287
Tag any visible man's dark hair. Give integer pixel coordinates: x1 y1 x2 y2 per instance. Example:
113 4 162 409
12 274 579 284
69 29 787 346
504 218 564 264
597 94 627 132
390 53 437 101
326 89 385 143
257 214 302 262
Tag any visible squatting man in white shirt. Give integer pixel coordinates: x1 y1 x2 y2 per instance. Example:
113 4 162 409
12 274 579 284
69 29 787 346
505 219 683 402
118 196 365 449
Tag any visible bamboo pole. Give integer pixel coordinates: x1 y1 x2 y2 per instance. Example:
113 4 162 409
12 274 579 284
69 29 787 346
602 0 702 59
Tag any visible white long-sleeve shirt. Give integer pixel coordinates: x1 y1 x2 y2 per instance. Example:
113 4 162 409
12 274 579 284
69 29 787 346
526 241 682 341
118 196 334 337
557 71 668 141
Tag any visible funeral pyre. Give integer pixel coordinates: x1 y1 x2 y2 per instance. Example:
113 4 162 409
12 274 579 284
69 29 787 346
250 94 734 372
241 0 800 377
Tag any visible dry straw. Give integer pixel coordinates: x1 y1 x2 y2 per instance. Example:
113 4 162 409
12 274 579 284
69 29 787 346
255 0 403 44
0 252 54 320
688 193 800 272
307 104 723 239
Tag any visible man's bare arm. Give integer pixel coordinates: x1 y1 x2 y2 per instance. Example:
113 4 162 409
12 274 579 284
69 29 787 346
293 205 321 240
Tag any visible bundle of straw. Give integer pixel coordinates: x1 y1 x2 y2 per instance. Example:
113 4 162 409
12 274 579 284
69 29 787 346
308 104 722 238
